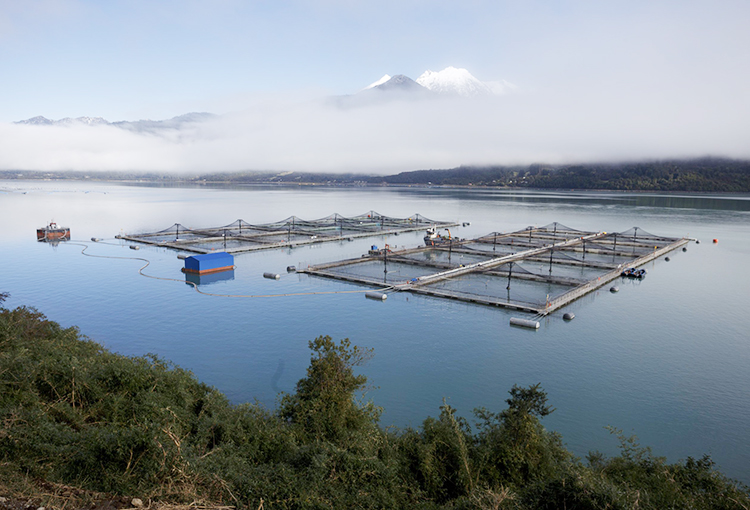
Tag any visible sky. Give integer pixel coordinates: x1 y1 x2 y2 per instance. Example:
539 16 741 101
1 0 749 173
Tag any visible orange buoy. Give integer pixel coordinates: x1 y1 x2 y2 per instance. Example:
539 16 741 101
713 238 718 243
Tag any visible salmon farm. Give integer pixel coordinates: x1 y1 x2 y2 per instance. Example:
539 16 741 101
116 212 457 254
299 223 691 318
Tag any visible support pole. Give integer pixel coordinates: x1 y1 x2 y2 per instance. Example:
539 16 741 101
549 229 555 274
549 247 554 274
613 233 618 261
383 247 388 282
506 261 513 290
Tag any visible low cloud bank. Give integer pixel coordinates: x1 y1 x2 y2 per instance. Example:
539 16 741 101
2 88 748 175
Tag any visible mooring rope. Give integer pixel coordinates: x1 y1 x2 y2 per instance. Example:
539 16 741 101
64 241 394 298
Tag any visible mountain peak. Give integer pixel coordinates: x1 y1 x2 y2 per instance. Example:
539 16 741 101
358 66 511 98
372 74 425 92
15 116 54 126
416 67 493 97
363 74 392 90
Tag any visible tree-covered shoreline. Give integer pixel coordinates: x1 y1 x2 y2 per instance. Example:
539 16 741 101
1 295 748 509
3 157 750 193
372 158 750 192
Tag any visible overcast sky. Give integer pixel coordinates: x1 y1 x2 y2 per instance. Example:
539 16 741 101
1 0 749 173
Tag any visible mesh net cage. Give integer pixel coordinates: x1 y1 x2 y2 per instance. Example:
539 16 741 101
302 224 686 314
120 212 456 254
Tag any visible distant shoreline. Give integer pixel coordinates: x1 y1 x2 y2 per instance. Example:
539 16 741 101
2 176 749 196
2 157 750 193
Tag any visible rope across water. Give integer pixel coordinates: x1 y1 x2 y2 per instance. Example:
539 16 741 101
65 241 394 298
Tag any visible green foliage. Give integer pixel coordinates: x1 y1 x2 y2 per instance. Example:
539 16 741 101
0 305 221 494
580 429 750 509
1 303 749 509
278 335 381 446
473 384 570 488
397 401 476 503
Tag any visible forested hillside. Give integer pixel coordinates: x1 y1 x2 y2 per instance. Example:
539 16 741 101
3 158 749 192
372 158 750 192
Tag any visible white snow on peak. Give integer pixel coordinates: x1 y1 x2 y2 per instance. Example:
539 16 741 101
363 74 392 90
416 66 497 97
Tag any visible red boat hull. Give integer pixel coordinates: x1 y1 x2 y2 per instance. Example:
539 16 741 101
37 228 70 241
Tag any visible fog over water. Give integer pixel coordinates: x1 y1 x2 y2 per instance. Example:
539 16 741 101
2 87 749 174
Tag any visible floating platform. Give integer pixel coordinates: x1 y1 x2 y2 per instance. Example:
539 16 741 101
299 223 689 315
182 252 235 274
118 212 457 254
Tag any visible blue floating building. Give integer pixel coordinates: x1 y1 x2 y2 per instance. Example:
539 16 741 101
182 252 234 274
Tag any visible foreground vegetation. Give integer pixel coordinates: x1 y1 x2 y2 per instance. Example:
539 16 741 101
1 296 748 509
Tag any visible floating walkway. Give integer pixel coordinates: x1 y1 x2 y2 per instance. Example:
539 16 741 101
299 223 690 315
117 212 457 254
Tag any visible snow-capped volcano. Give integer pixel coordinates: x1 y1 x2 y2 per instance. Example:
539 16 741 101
416 67 494 97
358 67 511 98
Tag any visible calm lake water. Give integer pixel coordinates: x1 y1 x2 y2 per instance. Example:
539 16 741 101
2 180 750 483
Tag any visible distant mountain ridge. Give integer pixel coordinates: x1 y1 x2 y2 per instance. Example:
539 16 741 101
14 112 217 131
15 115 109 126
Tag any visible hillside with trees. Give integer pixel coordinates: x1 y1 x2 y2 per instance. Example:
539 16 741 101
3 158 749 192
370 158 750 192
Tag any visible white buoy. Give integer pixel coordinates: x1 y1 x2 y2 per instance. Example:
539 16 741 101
510 317 540 329
177 254 187 260
263 272 280 280
129 245 140 250
365 292 387 301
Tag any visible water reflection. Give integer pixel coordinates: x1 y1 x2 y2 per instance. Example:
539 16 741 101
124 181 750 212
184 269 235 286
